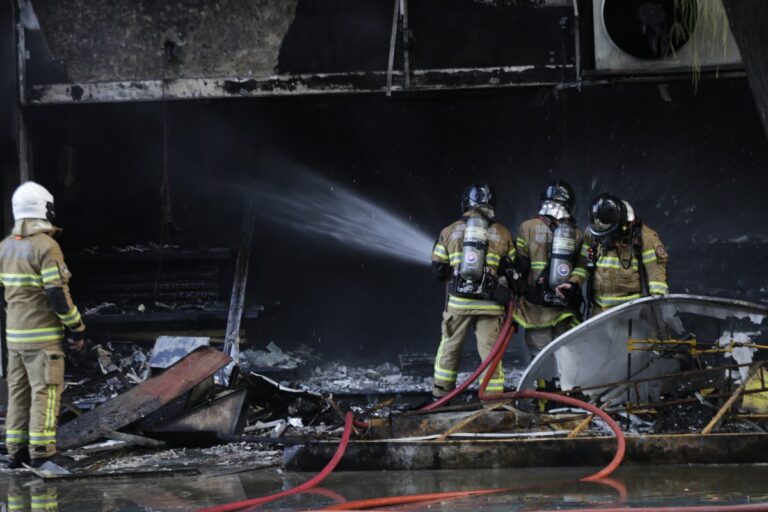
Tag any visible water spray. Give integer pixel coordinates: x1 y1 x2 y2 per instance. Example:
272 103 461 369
248 167 434 265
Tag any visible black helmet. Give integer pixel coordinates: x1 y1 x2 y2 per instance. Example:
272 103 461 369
588 193 629 241
461 182 496 213
540 180 575 211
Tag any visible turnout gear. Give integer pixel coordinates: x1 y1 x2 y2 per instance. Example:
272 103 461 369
431 198 515 398
432 312 506 397
571 209 669 315
513 215 585 356
538 180 575 220
0 183 84 465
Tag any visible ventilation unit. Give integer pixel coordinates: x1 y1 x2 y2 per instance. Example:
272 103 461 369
593 0 741 73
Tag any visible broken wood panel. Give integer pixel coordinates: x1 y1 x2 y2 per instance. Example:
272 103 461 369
57 346 230 450
722 0 768 140
284 433 768 471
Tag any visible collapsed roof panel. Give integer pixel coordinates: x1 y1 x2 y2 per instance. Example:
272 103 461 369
517 294 768 406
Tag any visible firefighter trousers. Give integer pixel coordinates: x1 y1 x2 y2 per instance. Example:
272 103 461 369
524 320 573 358
5 342 65 460
432 312 505 397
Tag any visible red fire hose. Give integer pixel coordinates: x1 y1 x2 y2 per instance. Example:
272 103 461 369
195 412 353 512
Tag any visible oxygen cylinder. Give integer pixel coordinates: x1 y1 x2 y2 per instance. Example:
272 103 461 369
548 222 577 289
459 216 488 283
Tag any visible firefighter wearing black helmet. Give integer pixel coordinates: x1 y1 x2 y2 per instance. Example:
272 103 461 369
557 193 669 317
513 180 586 358
430 182 515 399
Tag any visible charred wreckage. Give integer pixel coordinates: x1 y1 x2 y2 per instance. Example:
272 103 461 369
1 293 768 482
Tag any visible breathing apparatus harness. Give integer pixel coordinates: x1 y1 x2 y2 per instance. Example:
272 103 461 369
449 212 497 300
523 216 580 309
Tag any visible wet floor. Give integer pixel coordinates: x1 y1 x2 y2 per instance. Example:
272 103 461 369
1 464 768 511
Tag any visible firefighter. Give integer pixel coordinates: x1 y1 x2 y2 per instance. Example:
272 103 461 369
1 182 85 469
557 193 669 317
430 182 515 399
513 180 586 358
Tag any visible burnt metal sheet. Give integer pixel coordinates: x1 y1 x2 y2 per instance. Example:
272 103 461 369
284 433 768 471
517 294 768 405
151 388 248 436
149 336 210 369
57 346 230 450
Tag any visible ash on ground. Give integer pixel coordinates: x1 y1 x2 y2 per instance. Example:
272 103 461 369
93 443 281 472
241 342 525 393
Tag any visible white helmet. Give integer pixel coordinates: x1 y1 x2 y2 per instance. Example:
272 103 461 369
12 181 55 221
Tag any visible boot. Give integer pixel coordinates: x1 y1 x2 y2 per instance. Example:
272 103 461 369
30 453 74 470
7 446 30 469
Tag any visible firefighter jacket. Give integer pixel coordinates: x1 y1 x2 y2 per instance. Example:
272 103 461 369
512 216 586 329
569 223 669 309
0 220 83 349
432 212 515 316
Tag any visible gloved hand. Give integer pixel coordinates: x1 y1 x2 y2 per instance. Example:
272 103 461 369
66 322 86 352
432 261 451 282
555 282 579 302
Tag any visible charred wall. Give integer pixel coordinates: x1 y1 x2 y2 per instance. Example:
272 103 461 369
29 0 297 83
23 77 768 361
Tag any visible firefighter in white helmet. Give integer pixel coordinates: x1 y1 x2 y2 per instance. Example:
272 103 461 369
0 181 85 469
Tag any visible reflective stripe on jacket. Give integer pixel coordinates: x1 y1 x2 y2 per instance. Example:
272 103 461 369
0 221 81 348
569 224 669 310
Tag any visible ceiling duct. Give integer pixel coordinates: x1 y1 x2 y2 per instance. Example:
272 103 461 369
593 0 742 73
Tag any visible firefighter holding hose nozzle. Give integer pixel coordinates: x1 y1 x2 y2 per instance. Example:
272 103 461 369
557 193 669 318
430 182 515 401
512 180 586 359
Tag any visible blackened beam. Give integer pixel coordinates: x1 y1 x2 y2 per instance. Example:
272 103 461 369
27 66 749 105
27 65 574 105
215 201 256 386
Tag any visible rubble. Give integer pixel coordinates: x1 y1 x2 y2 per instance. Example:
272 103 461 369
58 346 231 450
94 443 281 473
239 341 314 370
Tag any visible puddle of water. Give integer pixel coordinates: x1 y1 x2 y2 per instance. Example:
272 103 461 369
1 464 767 511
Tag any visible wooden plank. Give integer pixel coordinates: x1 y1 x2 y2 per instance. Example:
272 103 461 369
701 363 764 435
57 346 230 450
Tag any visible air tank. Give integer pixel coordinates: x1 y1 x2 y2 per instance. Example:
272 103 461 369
548 222 577 288
459 216 488 283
